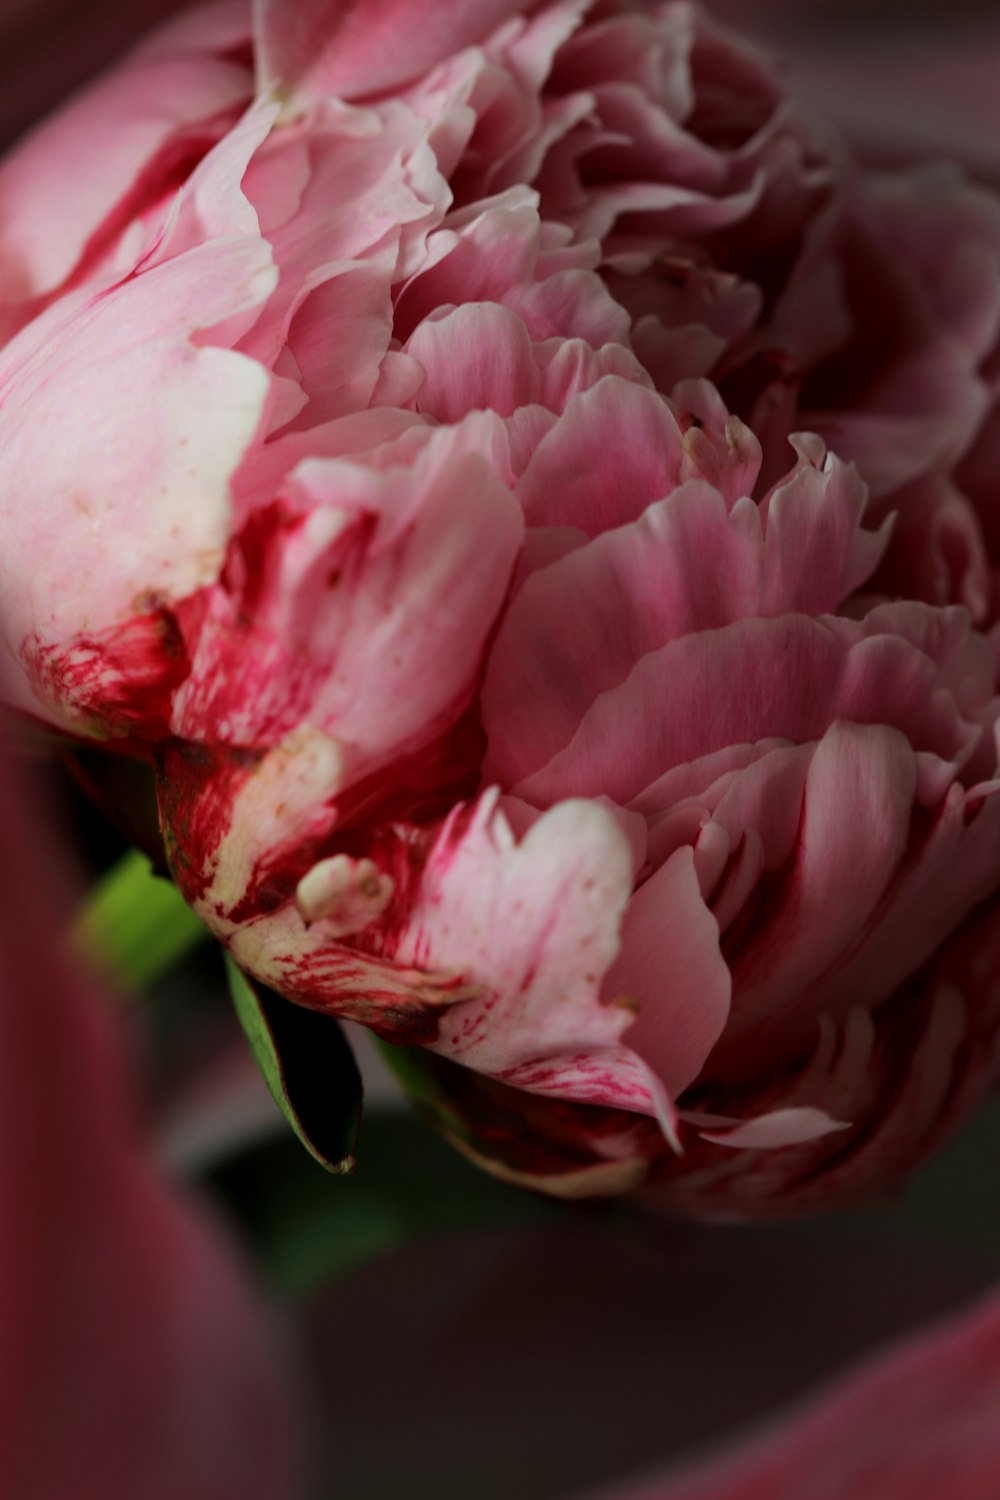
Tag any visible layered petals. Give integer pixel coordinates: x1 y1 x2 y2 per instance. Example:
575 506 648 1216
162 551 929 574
2 0 1000 1216
484 434 882 787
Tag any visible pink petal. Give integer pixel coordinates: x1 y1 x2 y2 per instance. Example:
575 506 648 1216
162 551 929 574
516 376 685 535
759 446 887 606
407 303 542 422
174 415 522 764
604 847 732 1099
283 260 394 426
717 721 918 1077
675 744 812 888
698 1107 848 1150
513 610 978 810
0 10 252 321
395 189 542 336
145 99 276 265
0 239 274 728
485 480 737 787
237 107 441 388
484 447 881 787
401 793 675 1126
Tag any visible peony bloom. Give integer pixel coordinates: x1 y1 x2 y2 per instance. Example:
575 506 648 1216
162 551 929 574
0 738 297 1500
2 0 1000 1214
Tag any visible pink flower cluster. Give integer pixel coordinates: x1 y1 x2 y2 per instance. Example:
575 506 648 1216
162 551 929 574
2 0 1000 1214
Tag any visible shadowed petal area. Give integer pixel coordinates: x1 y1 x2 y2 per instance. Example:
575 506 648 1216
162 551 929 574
0 3 253 328
719 722 918 1071
254 0 534 107
605 847 731 1100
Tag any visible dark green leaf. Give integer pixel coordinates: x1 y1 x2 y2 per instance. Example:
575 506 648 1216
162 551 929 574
226 956 362 1174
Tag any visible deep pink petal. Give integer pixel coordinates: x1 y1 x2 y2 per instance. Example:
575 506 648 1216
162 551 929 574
605 847 732 1099
513 609 978 810
723 778 1000 1083
516 376 684 535
716 721 918 1077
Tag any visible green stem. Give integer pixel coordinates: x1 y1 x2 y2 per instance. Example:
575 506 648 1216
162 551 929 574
73 848 209 993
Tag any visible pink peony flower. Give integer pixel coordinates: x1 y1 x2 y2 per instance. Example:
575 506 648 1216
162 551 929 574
0 738 298 1499
2 0 1000 1213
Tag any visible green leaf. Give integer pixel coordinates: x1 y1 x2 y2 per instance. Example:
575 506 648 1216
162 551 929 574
74 847 208 992
226 956 362 1174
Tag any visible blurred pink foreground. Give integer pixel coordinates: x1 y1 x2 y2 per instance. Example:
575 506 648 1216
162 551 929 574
0 743 297 1500
598 1285 1000 1500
